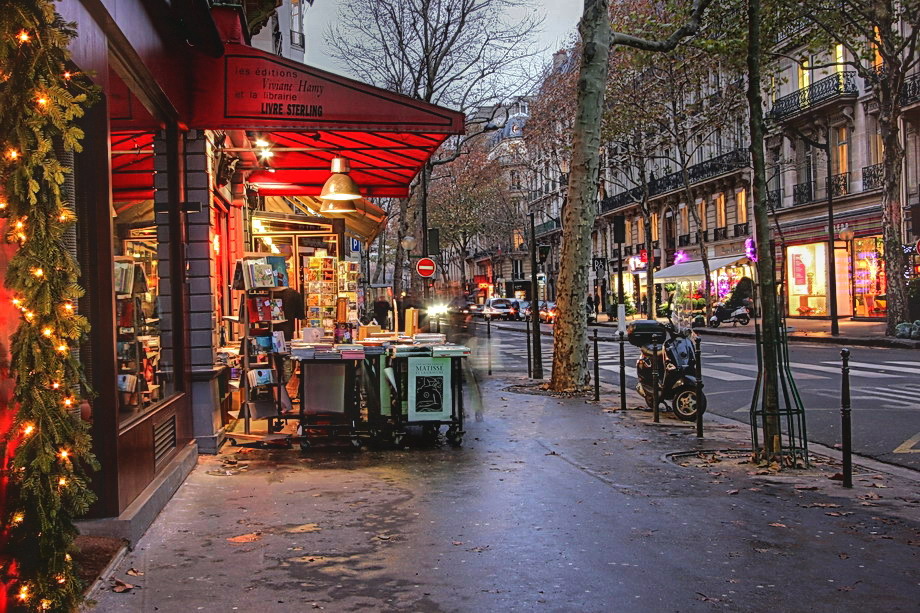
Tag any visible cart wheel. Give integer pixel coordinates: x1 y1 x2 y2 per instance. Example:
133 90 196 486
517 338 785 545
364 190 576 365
392 431 405 447
299 438 311 451
446 428 463 448
227 437 237 447
269 419 283 433
350 437 362 449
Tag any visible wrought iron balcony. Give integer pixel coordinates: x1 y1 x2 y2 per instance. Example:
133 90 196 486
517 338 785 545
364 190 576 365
599 186 641 213
624 245 633 256
903 72 920 106
534 219 561 236
768 72 858 121
697 229 709 243
714 226 729 241
611 248 620 258
793 181 814 205
290 30 305 49
733 222 750 237
678 234 691 247
828 172 849 197
766 189 782 209
862 163 884 191
666 238 676 250
773 17 809 44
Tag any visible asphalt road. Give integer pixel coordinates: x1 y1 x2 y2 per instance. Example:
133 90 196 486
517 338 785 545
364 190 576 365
457 319 920 472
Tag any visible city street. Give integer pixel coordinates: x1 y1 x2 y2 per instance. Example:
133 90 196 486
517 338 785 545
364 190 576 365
460 320 920 471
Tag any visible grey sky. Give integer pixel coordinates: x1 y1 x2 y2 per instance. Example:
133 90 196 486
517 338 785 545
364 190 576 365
304 1 583 78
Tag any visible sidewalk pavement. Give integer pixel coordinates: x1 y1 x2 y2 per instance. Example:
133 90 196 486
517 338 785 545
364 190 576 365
594 313 920 349
84 372 920 612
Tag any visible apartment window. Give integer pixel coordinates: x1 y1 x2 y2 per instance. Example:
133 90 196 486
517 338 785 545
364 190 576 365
637 217 645 243
716 193 727 227
512 229 525 250
836 126 849 175
798 58 811 90
624 218 632 244
510 170 521 189
697 200 707 231
290 0 305 49
872 27 883 67
512 259 524 279
834 44 845 73
680 205 689 234
872 126 884 165
736 190 748 224
651 212 659 241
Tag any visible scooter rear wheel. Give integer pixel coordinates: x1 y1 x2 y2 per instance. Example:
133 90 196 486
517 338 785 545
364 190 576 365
738 314 750 325
672 389 700 421
708 319 721 328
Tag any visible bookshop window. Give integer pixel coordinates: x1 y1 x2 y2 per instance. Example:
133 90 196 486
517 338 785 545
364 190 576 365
114 202 176 421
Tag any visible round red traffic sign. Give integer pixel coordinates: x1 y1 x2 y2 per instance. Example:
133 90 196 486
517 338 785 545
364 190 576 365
416 257 436 278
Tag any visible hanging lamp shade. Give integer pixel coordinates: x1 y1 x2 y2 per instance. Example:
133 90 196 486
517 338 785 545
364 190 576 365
320 156 361 200
320 199 358 214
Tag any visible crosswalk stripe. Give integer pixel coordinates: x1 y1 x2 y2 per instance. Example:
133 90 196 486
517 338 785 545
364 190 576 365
700 368 754 382
882 361 920 367
850 395 917 408
600 364 637 379
789 362 899 377
822 360 920 376
706 361 825 380
857 388 919 404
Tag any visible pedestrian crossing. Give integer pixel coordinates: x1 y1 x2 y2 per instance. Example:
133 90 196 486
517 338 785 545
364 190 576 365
465 341 920 387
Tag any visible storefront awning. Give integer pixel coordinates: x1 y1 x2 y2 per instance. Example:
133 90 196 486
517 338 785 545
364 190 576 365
189 36 465 198
655 254 749 283
263 196 386 243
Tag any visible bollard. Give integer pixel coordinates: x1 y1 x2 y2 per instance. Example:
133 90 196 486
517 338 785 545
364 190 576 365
593 328 600 401
437 314 441 334
526 318 532 378
695 336 704 438
618 331 626 412
840 348 853 488
486 315 491 338
651 342 660 423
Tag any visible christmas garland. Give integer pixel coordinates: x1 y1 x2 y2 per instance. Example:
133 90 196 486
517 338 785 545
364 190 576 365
0 1 97 611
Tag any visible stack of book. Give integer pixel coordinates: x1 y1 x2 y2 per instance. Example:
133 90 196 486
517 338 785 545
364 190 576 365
336 344 365 360
389 344 432 357
314 346 341 359
289 342 315 360
431 345 471 357
414 333 447 345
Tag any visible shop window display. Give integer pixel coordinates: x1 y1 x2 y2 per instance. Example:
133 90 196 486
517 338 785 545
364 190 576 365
852 236 887 317
114 205 176 420
787 243 828 316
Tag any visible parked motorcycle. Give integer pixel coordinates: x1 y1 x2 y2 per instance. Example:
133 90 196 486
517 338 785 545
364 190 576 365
626 318 705 421
708 300 751 327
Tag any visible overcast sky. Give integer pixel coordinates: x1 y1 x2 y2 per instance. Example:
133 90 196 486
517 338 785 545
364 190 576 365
303 1 583 78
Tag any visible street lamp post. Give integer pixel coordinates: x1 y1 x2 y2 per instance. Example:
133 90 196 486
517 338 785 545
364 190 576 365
826 144 840 336
400 236 417 331
839 225 855 319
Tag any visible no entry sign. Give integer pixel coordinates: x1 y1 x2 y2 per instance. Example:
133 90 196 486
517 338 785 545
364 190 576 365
416 257 436 278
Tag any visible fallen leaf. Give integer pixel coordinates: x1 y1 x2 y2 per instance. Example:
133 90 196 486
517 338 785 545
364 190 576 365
227 532 262 543
768 523 788 528
288 523 321 533
803 503 840 508
867 483 888 488
696 592 721 603
838 553 849 559
376 534 391 540
829 472 844 481
126 568 144 577
859 493 882 500
452 541 463 546
727 490 740 495
794 485 819 491
111 579 134 593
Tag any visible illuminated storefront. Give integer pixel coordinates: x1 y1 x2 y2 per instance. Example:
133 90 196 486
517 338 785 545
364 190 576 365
851 236 887 318
785 242 852 317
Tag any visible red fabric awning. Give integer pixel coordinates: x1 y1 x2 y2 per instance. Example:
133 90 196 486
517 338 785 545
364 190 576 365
111 131 155 202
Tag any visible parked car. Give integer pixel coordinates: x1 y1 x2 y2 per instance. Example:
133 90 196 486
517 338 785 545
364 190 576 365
482 298 516 320
468 302 484 317
524 300 545 320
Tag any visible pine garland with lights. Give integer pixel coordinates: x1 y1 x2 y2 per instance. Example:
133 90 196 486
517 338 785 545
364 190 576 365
0 1 98 611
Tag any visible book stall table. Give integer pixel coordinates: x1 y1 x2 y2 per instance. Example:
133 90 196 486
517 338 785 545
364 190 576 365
291 343 366 450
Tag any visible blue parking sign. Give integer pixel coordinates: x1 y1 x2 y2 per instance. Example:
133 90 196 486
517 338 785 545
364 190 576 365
350 237 361 253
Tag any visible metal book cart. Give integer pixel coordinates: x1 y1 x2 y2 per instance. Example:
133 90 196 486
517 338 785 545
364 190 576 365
294 355 363 450
384 351 466 447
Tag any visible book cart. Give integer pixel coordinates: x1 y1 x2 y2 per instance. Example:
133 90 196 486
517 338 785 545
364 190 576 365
367 341 467 447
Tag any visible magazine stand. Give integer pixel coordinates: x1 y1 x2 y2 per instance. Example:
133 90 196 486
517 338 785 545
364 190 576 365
114 256 156 413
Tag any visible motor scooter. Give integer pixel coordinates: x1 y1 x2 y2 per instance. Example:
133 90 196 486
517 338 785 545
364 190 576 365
708 300 751 327
626 318 706 421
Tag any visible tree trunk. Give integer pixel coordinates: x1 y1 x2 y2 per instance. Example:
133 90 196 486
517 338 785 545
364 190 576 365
372 224 387 284
681 175 713 321
550 0 610 391
878 104 909 335
392 198 410 299
645 214 656 318
746 0 782 457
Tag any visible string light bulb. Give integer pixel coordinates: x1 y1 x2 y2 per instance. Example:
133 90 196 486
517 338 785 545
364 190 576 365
36 96 48 107
56 343 68 353
56 576 66 584
42 327 52 337
12 512 24 525
59 449 69 459
0 201 7 209
17 585 28 601
14 220 23 229
64 554 72 562
16 30 30 44
32 268 43 277
52 381 60 390
57 477 67 487
63 302 74 312
63 397 73 408
24 311 34 321
6 149 19 161
12 298 21 307
22 423 35 436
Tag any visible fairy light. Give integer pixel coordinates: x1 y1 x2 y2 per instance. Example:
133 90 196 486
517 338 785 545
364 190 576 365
62 397 73 408
36 95 48 107
12 512 24 525
6 149 19 161
32 268 43 277
58 449 69 459
57 477 67 487
63 71 72 80
51 381 60 390
41 598 52 609
0 201 7 209
16 30 30 44
15 220 24 229
55 576 66 584
56 343 68 353
58 211 69 222
63 302 74 313
24 311 34 321
42 327 52 337
22 423 35 436
64 554 72 562
12 298 21 307
17 584 29 601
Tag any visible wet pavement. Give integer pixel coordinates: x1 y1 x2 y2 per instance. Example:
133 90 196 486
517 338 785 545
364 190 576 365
87 374 920 612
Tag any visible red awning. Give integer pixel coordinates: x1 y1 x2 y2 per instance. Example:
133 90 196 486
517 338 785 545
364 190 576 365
111 131 155 202
189 39 464 198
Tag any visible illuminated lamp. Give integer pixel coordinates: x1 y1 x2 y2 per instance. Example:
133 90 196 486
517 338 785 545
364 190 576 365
673 250 690 264
319 157 361 201
319 199 357 214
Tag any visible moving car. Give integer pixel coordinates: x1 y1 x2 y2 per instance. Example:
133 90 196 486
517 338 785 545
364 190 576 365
512 300 531 321
540 301 557 323
482 298 516 320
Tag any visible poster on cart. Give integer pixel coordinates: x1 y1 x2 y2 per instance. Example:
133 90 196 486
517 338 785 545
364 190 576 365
408 357 453 422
